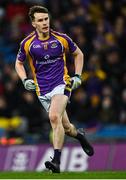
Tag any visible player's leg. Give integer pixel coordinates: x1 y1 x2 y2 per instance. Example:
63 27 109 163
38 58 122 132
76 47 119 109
38 95 61 172
45 94 68 173
62 110 94 156
62 110 77 137
49 94 68 149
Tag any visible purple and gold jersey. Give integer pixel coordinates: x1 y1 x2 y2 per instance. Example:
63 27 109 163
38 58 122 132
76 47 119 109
17 29 77 96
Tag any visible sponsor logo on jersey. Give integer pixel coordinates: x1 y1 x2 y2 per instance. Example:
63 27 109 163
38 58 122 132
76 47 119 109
44 55 50 59
33 44 41 48
36 57 60 65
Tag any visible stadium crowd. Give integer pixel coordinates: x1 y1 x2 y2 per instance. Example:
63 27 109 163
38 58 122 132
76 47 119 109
0 0 126 144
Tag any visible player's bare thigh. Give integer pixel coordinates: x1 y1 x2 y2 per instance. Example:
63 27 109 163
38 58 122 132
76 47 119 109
49 94 68 122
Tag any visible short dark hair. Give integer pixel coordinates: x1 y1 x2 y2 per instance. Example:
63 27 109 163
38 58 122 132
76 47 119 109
29 5 49 21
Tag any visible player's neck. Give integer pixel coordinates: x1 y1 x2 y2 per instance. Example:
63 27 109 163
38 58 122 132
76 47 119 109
37 30 50 41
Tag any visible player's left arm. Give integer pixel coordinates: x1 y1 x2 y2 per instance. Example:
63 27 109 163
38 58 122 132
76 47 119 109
72 46 84 76
64 34 84 89
63 34 84 74
70 47 84 89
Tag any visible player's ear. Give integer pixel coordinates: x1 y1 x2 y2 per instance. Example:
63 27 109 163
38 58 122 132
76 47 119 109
32 21 36 28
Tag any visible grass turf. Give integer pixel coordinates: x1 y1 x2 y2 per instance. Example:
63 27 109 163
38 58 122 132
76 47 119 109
0 171 126 179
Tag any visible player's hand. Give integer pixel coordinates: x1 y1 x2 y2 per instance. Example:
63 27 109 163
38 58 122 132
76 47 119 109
71 74 82 90
22 78 36 91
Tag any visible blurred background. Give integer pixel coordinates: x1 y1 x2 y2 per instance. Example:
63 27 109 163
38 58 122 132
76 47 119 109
0 0 126 172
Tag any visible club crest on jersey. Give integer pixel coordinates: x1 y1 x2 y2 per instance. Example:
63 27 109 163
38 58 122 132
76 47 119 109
51 42 57 48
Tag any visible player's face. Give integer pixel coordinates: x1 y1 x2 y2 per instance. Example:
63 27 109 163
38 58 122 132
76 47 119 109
32 13 50 34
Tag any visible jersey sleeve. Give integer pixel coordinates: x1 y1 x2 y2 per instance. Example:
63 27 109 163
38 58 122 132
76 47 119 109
64 34 77 53
16 41 26 62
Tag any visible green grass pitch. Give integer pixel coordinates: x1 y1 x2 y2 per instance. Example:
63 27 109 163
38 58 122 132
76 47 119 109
0 171 126 179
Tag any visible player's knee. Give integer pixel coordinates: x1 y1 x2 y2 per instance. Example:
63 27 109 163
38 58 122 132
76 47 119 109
49 112 60 125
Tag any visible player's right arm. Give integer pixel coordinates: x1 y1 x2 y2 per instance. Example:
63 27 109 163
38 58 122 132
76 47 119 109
15 42 36 91
15 59 27 81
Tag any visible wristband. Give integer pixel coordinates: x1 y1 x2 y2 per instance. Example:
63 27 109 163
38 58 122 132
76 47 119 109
75 74 81 80
22 78 28 83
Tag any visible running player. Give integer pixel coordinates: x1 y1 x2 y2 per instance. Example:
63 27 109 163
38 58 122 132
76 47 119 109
15 5 94 173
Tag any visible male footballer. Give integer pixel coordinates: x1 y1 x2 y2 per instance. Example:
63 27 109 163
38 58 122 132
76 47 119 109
15 5 94 173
